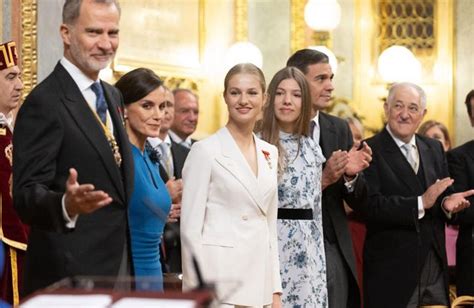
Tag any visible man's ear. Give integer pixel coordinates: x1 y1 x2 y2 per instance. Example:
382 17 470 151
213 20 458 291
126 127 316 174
383 102 389 116
60 24 71 46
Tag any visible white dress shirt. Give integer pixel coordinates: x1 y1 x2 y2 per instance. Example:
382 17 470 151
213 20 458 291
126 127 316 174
0 112 14 132
310 112 321 144
169 130 192 149
148 134 175 176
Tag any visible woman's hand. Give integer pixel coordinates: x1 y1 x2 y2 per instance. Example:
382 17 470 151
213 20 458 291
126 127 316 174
271 293 282 308
165 178 183 203
167 203 181 222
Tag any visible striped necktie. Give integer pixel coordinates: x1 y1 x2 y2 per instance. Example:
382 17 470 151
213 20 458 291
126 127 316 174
159 142 173 177
402 143 419 173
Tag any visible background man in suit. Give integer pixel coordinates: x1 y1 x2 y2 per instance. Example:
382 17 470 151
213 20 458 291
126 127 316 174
169 88 199 148
447 89 474 296
12 0 133 296
287 49 371 308
362 82 473 308
147 87 188 273
149 87 190 182
0 40 29 306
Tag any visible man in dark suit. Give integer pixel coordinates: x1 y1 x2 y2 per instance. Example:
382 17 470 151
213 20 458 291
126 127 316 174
287 49 372 308
12 0 133 296
447 89 474 296
362 82 473 307
147 87 189 273
169 89 199 148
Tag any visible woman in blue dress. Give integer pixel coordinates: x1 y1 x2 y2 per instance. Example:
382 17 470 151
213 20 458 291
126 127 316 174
115 68 172 291
260 67 328 307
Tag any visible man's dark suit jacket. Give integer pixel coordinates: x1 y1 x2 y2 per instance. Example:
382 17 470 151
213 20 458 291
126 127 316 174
12 63 134 296
157 140 189 273
319 112 366 307
447 140 474 296
157 140 190 182
362 128 449 308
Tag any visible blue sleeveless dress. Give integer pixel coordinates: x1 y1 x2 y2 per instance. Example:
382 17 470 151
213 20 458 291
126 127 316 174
129 145 171 291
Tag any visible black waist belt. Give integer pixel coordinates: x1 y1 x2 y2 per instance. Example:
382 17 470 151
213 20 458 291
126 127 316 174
278 208 313 220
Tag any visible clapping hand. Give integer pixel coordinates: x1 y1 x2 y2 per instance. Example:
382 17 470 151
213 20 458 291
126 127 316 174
322 150 349 190
422 178 454 210
166 178 183 222
443 189 474 213
345 141 372 177
168 203 181 222
166 178 183 203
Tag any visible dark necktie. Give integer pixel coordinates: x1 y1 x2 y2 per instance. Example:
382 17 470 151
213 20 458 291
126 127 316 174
310 120 320 144
90 81 107 124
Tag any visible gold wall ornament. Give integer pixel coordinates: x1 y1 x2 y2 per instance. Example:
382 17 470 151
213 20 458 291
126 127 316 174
112 69 200 95
376 0 435 58
20 0 37 102
354 0 454 137
0 0 3 42
290 0 336 52
290 0 306 53
163 77 199 94
234 0 248 41
375 0 436 70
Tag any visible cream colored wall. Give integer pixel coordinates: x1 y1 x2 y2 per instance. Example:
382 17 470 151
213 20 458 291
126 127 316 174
196 0 234 138
35 0 234 139
248 0 291 83
37 0 63 82
247 0 354 101
453 0 474 147
332 0 355 101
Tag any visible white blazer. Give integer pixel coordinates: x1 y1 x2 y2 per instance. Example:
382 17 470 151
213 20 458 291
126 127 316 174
181 127 282 307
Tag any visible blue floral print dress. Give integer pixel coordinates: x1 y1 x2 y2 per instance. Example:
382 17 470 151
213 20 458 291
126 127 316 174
277 131 328 307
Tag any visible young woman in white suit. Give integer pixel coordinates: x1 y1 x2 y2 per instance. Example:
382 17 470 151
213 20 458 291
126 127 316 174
181 63 282 307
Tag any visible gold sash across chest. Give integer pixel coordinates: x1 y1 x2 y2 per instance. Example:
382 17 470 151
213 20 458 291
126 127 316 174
90 107 122 167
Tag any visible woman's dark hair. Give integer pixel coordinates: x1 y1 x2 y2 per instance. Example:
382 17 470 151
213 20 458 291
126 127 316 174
115 68 163 105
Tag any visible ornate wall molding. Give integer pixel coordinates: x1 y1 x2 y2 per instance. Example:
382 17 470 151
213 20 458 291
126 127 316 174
354 0 454 136
0 0 3 42
234 0 248 41
290 0 306 53
20 0 37 101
